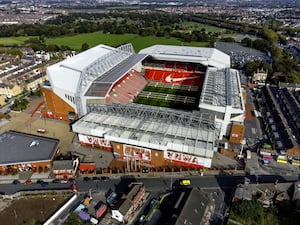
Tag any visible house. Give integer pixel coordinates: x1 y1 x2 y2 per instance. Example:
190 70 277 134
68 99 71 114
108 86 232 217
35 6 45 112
252 68 268 85
52 159 78 179
0 83 22 97
111 183 146 223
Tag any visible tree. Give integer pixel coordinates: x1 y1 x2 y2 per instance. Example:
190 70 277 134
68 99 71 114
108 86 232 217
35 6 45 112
81 43 89 52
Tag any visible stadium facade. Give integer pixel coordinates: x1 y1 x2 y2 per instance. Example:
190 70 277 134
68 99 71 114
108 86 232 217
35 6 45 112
42 43 245 169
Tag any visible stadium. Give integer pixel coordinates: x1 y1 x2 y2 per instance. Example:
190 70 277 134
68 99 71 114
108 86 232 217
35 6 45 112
42 43 245 169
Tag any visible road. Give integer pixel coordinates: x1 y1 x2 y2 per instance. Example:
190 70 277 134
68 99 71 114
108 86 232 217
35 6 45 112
1 174 298 196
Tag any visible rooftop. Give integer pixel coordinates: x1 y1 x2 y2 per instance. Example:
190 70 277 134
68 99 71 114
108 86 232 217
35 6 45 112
72 104 221 165
0 130 59 166
139 45 230 68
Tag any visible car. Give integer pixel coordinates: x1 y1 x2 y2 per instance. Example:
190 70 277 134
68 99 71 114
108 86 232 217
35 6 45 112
52 179 60 183
37 128 46 134
24 180 32 185
69 184 77 190
92 176 100 181
179 179 191 186
142 168 149 173
37 179 48 186
83 177 91 182
40 181 48 187
12 180 20 185
139 215 145 223
60 179 68 183
100 176 109 181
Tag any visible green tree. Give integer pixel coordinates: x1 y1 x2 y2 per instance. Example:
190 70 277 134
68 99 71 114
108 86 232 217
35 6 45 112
81 42 89 52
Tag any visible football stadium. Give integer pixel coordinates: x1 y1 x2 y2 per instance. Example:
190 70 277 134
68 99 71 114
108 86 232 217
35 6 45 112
42 43 244 169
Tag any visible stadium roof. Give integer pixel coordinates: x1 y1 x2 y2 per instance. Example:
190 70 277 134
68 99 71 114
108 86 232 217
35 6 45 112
85 53 147 97
47 44 115 94
199 68 244 113
72 104 221 161
0 131 59 166
139 45 230 68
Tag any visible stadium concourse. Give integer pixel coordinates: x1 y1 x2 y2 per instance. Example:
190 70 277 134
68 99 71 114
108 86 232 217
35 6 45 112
42 43 245 170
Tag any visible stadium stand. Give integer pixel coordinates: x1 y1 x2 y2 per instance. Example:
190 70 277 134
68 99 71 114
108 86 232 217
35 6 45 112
106 69 147 104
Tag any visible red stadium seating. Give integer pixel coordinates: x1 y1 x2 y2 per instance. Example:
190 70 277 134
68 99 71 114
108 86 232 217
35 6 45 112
106 69 147 104
145 68 205 86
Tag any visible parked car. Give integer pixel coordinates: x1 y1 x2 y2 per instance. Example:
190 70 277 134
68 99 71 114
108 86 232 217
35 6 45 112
92 176 100 181
12 180 20 185
52 179 60 183
101 176 109 181
24 180 32 184
37 179 48 187
83 177 91 182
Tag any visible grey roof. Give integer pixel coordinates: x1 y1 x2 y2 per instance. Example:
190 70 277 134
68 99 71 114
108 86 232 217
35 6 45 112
117 199 132 215
176 188 212 225
52 160 73 170
0 131 59 165
85 53 148 97
158 188 212 225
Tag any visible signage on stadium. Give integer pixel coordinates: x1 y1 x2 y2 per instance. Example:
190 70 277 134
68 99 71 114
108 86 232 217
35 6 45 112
123 145 151 161
164 150 205 166
78 134 112 149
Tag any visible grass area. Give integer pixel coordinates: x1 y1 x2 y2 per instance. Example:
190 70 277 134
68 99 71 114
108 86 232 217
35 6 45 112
0 36 35 46
134 96 196 110
46 32 138 50
179 21 222 33
46 32 209 52
143 86 199 97
0 32 209 51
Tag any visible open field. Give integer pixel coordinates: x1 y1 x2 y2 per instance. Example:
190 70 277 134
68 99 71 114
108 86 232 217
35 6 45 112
46 32 138 50
179 21 223 33
46 32 209 51
0 36 34 46
0 32 209 52
0 194 71 225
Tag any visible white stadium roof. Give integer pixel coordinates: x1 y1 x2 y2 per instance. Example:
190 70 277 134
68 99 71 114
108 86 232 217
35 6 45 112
47 44 115 94
139 45 230 68
73 104 221 159
199 68 244 113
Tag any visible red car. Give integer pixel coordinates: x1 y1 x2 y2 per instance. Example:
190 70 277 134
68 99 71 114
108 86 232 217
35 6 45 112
24 180 32 184
69 184 77 190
